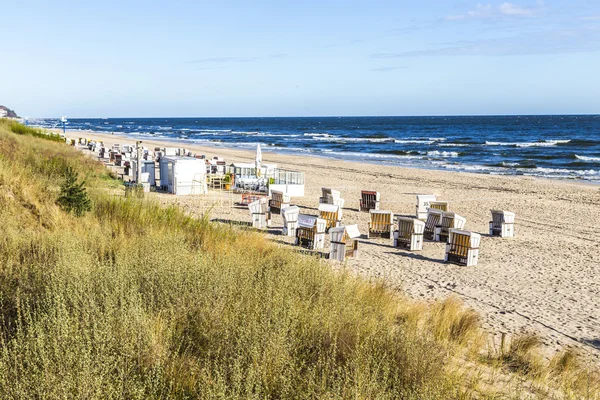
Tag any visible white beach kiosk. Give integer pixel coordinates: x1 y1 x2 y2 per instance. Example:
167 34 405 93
159 156 208 195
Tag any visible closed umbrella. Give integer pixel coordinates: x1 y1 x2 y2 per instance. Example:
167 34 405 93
255 143 262 177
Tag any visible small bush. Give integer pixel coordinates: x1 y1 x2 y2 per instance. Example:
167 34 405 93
56 167 91 217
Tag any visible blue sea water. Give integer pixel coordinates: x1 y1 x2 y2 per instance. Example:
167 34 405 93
33 115 600 183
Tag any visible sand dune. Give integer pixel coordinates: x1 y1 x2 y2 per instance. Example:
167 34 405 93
79 131 600 362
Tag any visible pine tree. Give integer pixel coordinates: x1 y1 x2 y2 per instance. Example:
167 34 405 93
56 167 91 217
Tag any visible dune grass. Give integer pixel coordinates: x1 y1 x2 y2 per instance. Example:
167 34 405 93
0 120 598 399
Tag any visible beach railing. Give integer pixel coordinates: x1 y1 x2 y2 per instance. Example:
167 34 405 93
295 214 326 250
368 210 394 239
393 217 425 251
416 194 437 219
329 224 360 261
360 190 380 212
490 210 515 238
445 229 481 266
281 205 300 237
435 212 466 242
424 209 443 240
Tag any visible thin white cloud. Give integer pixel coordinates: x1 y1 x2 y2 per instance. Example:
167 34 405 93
371 66 409 72
581 15 600 21
446 1 545 21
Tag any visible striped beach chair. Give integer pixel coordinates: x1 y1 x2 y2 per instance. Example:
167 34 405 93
318 203 341 232
445 229 481 267
393 217 425 251
268 190 290 215
319 187 345 209
295 214 326 250
424 209 443 241
360 190 380 212
429 201 449 212
416 194 437 219
281 205 300 237
329 224 361 261
435 212 466 242
489 210 515 238
368 210 394 239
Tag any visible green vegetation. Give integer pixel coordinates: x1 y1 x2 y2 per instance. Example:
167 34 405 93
5 119 63 142
56 166 92 216
0 120 598 399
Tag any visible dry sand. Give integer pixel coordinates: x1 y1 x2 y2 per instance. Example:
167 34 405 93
77 130 600 362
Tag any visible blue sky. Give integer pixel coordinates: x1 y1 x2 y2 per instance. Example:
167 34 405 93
1 0 599 117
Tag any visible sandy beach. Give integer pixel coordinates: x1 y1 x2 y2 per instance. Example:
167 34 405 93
78 130 600 362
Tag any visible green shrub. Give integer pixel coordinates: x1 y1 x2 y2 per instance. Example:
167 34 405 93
56 166 91 217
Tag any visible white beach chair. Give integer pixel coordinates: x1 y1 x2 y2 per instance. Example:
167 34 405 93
295 214 326 250
435 212 466 242
445 229 481 267
424 209 443 241
393 217 425 251
281 205 300 237
416 194 437 220
489 210 515 238
360 190 380 212
248 198 271 229
329 224 361 261
368 210 394 239
269 190 291 215
319 187 345 209
318 203 342 232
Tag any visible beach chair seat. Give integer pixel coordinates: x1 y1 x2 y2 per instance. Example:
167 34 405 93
360 190 380 212
393 217 425 251
368 210 394 239
435 212 466 242
429 201 449 212
240 193 265 206
489 210 515 238
268 190 291 215
416 194 437 219
329 224 361 261
248 198 271 229
424 209 443 241
318 203 341 232
445 229 481 266
295 214 326 250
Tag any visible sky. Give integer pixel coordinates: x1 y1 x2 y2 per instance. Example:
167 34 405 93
1 0 600 117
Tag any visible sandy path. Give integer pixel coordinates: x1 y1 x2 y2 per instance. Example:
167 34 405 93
77 131 600 361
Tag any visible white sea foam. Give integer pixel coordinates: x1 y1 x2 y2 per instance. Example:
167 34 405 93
438 143 470 147
312 136 395 143
427 151 460 157
394 139 435 144
485 140 571 147
304 132 332 137
575 154 600 162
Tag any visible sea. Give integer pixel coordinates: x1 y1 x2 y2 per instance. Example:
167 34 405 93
32 115 600 183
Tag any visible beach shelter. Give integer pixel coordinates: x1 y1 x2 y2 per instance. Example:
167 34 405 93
256 143 262 177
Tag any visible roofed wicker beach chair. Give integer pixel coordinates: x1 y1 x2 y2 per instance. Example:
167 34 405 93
319 187 345 209
429 201 449 212
368 210 394 239
360 190 380 212
248 198 271 229
489 210 515 238
393 217 425 251
295 214 326 250
329 224 361 261
435 212 466 242
318 203 342 232
416 194 437 219
445 229 481 267
424 209 443 241
269 190 290 215
281 205 300 237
